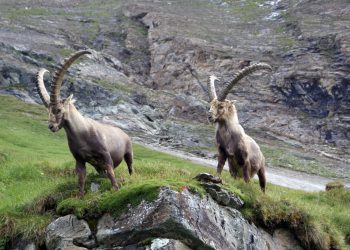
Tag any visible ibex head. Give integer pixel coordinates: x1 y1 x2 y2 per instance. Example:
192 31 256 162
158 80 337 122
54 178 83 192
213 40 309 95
36 50 91 132
207 63 272 123
47 94 75 132
208 99 237 123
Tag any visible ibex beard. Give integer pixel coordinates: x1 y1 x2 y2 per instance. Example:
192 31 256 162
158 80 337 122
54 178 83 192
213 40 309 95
206 63 272 192
36 50 133 197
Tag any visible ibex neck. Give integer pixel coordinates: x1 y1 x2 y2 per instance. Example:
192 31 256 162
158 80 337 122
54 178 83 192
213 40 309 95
217 114 243 135
63 104 89 136
218 113 239 126
228 114 239 125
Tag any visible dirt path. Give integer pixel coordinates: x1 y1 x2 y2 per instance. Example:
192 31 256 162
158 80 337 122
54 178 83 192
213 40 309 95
143 144 350 192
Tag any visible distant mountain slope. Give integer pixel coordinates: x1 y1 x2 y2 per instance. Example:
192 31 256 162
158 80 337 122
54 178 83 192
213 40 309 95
0 0 349 177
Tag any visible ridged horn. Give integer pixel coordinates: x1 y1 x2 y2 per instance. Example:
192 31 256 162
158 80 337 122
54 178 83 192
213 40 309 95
50 50 91 106
208 75 218 102
217 63 272 101
36 68 50 107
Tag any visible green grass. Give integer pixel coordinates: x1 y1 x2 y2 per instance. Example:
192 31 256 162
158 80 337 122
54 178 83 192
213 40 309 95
226 0 268 23
229 181 349 249
261 145 339 178
95 79 133 93
2 7 52 21
0 94 349 249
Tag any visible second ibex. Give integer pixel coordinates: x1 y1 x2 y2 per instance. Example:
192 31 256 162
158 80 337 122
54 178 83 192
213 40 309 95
36 50 133 197
207 63 272 192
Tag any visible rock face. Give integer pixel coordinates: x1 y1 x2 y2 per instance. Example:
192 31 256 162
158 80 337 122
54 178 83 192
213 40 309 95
0 1 349 177
97 188 254 250
42 188 302 250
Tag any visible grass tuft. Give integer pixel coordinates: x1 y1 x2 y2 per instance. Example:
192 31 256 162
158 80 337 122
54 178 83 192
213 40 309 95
226 179 348 250
326 180 345 191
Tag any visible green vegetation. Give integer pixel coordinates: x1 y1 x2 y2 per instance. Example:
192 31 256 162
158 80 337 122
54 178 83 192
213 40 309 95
261 145 340 178
77 0 121 12
278 36 296 51
226 0 268 23
59 48 75 58
273 24 297 51
230 181 349 249
274 11 300 51
2 7 52 21
326 180 345 191
0 95 349 249
95 79 133 93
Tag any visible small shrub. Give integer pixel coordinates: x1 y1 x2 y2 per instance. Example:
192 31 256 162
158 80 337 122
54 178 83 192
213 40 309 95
325 180 344 191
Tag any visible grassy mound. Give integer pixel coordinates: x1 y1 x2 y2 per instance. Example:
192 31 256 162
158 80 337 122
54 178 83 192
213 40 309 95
0 95 349 250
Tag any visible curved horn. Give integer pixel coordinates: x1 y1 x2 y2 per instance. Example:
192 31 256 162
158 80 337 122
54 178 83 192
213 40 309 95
217 63 272 101
36 68 50 107
208 75 218 102
50 50 91 106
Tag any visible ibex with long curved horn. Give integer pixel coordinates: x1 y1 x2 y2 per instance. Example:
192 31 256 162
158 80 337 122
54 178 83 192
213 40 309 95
207 63 272 192
36 50 133 196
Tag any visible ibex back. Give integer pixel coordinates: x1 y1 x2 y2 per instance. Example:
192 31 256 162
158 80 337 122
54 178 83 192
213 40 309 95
36 50 133 196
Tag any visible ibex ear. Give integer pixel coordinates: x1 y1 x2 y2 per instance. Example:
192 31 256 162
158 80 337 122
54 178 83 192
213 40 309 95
64 94 76 104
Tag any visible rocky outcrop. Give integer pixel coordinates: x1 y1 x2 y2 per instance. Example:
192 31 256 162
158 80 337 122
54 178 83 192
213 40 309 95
6 173 306 249
40 187 302 250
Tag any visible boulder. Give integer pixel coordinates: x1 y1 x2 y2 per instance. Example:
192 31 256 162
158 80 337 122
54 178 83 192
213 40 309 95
45 214 95 250
7 239 38 250
96 187 302 250
194 173 244 209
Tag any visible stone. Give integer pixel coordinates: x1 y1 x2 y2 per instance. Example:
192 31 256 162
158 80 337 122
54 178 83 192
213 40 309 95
195 173 244 209
0 89 36 104
45 214 94 250
7 240 38 250
146 238 192 250
193 173 222 184
272 229 303 250
228 194 245 210
91 182 100 193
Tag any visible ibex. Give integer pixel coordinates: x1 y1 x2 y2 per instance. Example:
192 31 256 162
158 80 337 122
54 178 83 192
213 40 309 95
207 63 272 192
36 50 133 196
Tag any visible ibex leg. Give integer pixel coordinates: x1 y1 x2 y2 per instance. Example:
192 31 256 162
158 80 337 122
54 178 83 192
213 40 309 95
217 147 227 175
102 152 119 191
243 160 251 183
75 161 86 197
